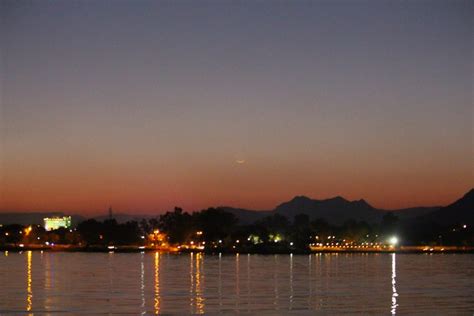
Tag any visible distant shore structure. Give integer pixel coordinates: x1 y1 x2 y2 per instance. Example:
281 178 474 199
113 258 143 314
44 216 72 231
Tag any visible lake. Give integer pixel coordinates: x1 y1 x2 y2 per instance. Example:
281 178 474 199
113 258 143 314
0 251 473 315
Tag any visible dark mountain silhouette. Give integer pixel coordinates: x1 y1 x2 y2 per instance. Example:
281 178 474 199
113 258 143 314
422 188 474 225
4 189 470 227
274 195 380 224
218 207 272 224
222 192 467 225
389 206 441 219
0 212 85 226
93 213 157 223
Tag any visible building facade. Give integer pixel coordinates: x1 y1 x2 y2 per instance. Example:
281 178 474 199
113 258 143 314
43 216 72 231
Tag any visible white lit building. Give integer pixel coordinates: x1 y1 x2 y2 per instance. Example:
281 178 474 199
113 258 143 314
44 216 72 231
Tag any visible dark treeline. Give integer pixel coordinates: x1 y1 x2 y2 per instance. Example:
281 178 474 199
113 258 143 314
0 207 472 250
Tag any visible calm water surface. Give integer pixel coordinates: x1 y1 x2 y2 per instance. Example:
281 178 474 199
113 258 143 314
0 252 473 315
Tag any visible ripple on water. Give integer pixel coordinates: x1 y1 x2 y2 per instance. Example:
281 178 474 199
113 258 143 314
0 252 473 314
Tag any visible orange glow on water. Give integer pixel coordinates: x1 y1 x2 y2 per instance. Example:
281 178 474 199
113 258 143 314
26 251 32 313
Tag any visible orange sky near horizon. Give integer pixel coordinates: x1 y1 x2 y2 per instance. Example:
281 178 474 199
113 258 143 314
1 153 472 214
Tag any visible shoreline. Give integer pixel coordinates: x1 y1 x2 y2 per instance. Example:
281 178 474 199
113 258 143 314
1 244 473 254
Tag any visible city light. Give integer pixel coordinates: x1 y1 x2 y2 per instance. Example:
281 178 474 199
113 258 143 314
44 216 72 231
24 226 32 236
270 234 282 243
389 237 399 246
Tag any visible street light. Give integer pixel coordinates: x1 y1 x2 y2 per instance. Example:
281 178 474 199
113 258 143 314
388 236 399 246
24 226 32 236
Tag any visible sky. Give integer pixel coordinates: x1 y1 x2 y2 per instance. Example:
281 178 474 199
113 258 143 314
1 0 472 215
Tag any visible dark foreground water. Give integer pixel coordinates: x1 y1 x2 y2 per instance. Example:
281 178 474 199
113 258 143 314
0 252 473 315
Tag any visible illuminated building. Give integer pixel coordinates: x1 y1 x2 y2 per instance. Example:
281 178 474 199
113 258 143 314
43 216 72 231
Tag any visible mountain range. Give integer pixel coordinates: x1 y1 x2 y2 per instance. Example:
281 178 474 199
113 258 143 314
220 196 429 225
1 188 472 226
421 189 474 225
221 188 473 225
0 212 85 226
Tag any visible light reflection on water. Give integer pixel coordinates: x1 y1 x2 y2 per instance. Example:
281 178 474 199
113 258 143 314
189 252 205 314
26 251 32 314
235 253 240 309
0 252 472 314
195 252 204 314
154 252 160 315
391 253 398 315
289 253 293 310
140 252 145 315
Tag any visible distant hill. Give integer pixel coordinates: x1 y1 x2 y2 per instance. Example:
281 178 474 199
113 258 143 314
221 193 460 225
274 195 381 224
94 213 158 224
423 189 474 225
390 206 441 219
219 207 272 224
0 212 158 226
3 189 470 227
222 196 435 225
0 212 85 226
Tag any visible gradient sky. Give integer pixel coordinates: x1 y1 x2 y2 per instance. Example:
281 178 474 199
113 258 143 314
1 0 472 215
